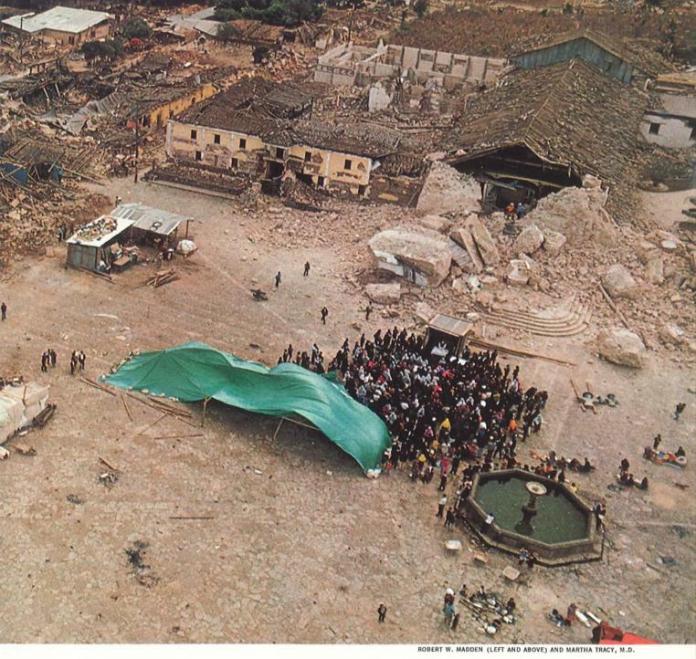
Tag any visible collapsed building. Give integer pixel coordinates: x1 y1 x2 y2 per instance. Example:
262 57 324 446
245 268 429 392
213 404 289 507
166 78 412 198
442 59 649 220
315 41 506 90
1 6 112 47
642 72 696 150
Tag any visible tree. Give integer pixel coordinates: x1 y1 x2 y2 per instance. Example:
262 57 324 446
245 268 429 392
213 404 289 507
413 0 428 18
122 17 152 40
216 22 239 41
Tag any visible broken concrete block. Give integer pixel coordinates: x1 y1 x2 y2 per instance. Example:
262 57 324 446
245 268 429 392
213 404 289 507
514 223 544 255
467 215 500 267
418 214 452 234
596 327 646 369
602 264 638 299
368 226 452 287
365 283 402 305
506 259 530 286
543 229 567 256
450 226 484 273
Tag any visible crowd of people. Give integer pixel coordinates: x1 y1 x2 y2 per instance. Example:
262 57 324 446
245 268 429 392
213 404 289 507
282 327 548 476
280 326 554 524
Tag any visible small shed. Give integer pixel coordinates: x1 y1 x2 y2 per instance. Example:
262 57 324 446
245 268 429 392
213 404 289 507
66 215 134 272
424 313 474 357
111 202 192 246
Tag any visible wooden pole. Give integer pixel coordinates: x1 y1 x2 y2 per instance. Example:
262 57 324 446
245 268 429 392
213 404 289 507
272 417 284 441
201 397 211 427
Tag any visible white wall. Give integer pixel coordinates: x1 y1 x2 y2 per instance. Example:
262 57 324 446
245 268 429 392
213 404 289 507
641 112 695 149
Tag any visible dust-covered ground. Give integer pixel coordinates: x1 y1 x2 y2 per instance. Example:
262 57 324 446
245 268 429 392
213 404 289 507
0 178 695 643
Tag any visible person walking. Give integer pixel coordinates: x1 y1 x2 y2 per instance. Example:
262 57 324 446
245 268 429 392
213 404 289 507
365 302 373 321
1 301 6 321
275 271 282 288
377 603 387 623
445 507 455 529
674 402 686 420
303 261 310 277
436 494 447 518
321 306 329 325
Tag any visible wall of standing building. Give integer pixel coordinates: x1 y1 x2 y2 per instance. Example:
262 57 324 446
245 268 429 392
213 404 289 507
166 119 373 195
139 83 218 129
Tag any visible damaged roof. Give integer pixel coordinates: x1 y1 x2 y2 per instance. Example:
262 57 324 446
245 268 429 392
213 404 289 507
513 29 673 78
2 6 111 34
444 59 649 214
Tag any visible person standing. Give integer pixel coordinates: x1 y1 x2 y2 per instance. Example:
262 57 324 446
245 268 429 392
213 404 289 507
303 261 310 277
275 271 282 288
365 302 373 321
445 507 455 528
78 350 86 371
321 306 329 325
436 494 447 518
49 349 57 368
653 434 662 450
377 603 387 623
40 351 48 373
70 352 77 376
1 301 6 321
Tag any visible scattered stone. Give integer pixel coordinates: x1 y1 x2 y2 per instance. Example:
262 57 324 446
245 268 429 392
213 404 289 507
365 283 402 305
506 259 530 286
602 264 638 299
645 257 664 285
543 229 567 256
596 327 646 368
513 223 544 255
659 323 686 345
415 302 435 323
661 240 678 252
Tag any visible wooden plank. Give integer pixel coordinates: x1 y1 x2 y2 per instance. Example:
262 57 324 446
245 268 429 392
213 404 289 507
136 412 169 437
468 338 576 366
598 282 630 330
80 376 117 396
121 393 133 421
99 456 120 472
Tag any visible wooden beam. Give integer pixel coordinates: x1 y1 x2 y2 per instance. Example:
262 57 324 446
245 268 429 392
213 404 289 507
469 337 576 366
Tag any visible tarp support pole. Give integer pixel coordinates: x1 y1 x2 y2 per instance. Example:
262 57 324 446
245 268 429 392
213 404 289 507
272 417 284 441
201 397 211 427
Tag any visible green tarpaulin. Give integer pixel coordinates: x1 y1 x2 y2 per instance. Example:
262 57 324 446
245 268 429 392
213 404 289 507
104 342 390 472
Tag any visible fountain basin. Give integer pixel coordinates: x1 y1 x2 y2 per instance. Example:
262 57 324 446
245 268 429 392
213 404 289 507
465 469 600 566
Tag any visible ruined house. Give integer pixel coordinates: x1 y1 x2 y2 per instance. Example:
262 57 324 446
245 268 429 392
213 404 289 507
442 59 649 219
166 79 403 197
315 41 506 90
511 29 673 86
1 6 112 47
642 72 696 150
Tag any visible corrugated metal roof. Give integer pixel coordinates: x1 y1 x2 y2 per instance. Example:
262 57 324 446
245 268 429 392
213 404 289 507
67 216 134 248
2 6 111 35
112 203 191 236
428 314 473 338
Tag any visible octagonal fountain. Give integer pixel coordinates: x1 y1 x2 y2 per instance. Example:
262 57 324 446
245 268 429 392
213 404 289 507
465 469 601 566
